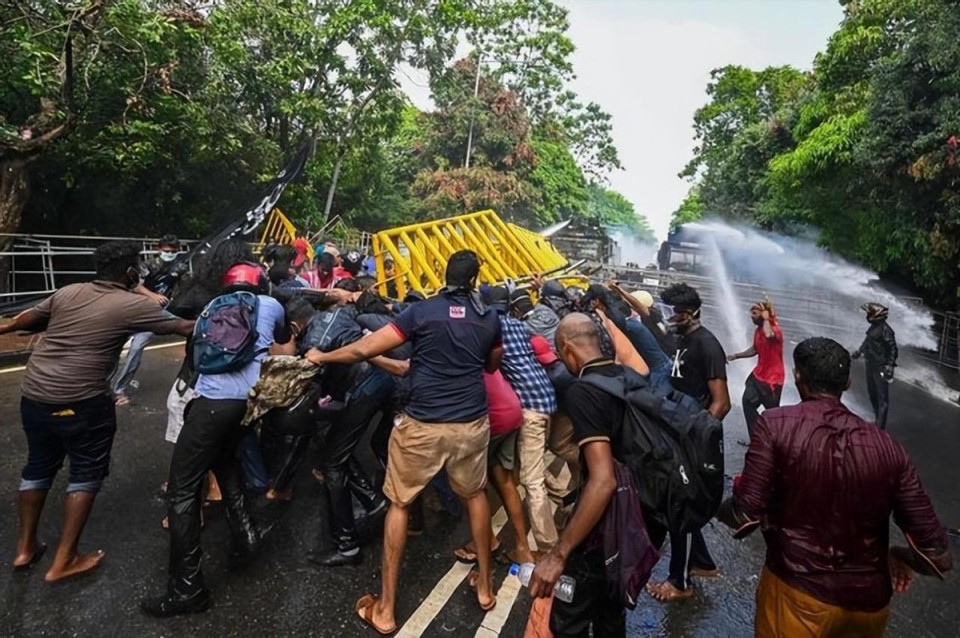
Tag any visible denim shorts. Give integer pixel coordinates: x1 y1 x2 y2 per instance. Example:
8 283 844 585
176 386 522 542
20 394 118 493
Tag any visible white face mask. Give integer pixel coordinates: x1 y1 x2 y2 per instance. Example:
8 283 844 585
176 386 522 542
159 251 178 262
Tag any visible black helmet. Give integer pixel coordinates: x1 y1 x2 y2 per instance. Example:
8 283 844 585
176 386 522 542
540 280 566 299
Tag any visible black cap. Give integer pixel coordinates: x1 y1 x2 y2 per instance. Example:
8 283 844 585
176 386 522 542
483 286 509 312
509 288 534 316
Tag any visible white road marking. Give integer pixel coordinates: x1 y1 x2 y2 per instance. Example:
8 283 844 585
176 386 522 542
0 340 185 375
396 505 509 637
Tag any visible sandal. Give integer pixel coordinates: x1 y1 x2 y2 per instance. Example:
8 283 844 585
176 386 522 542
467 570 498 612
689 566 720 579
453 540 502 564
646 580 694 602
355 594 397 635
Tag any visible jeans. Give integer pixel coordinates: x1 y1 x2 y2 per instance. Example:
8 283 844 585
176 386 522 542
237 429 269 492
549 548 626 637
110 331 154 395
625 319 672 389
20 395 117 493
742 373 783 438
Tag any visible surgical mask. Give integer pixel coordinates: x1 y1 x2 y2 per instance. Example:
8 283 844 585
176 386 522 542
159 251 178 263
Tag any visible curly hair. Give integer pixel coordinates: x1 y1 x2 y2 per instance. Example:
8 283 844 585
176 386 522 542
94 241 141 281
660 282 702 312
794 337 850 396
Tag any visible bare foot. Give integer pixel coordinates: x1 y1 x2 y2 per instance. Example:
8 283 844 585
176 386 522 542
205 473 222 503
13 542 47 569
646 580 694 602
44 550 105 582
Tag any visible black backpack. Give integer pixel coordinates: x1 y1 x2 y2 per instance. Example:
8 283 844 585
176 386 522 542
580 370 724 534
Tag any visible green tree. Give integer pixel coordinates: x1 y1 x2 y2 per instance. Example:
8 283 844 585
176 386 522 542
586 184 653 240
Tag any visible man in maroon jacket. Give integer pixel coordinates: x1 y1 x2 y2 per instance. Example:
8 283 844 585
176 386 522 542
719 337 951 637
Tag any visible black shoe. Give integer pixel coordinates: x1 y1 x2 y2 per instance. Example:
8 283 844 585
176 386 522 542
140 590 212 618
307 548 362 568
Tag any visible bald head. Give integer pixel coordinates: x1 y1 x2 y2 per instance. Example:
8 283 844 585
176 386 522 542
556 313 603 375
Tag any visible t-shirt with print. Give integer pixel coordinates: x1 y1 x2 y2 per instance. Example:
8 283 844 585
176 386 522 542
21 281 184 403
668 325 727 408
195 295 288 401
390 289 501 423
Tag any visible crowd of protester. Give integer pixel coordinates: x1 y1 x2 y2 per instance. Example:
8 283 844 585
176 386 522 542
0 236 951 638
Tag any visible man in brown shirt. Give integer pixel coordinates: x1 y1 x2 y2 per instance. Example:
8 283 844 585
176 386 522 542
719 337 951 637
0 241 192 582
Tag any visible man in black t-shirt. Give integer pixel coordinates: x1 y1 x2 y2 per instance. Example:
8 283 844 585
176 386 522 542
528 313 626 637
649 282 730 602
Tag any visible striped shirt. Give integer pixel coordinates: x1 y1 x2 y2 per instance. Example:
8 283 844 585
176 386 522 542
498 315 557 415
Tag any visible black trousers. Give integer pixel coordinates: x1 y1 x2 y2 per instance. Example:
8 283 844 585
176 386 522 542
742 373 783 438
320 373 394 552
166 398 253 597
666 528 716 590
549 548 625 638
865 360 890 429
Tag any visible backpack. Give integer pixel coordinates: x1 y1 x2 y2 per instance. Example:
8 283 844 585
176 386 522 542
598 462 660 609
191 291 263 374
580 369 724 534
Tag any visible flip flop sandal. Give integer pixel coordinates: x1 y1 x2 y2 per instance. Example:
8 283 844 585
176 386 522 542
453 541 502 564
466 570 498 612
355 594 396 635
689 567 720 579
13 544 47 571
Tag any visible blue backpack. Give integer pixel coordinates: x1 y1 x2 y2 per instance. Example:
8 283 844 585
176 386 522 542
192 291 263 374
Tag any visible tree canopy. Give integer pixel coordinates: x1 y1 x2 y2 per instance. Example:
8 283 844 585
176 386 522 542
675 0 960 306
1 0 651 262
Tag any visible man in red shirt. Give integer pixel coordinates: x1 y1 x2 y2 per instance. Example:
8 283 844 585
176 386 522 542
719 337 951 637
727 299 784 439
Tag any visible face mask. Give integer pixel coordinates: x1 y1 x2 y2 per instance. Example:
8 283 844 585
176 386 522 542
159 251 178 263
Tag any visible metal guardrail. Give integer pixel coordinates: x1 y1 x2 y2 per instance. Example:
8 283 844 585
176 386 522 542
0 233 201 306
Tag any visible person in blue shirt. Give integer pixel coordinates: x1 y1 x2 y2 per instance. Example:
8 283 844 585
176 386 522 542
141 262 291 618
306 250 502 635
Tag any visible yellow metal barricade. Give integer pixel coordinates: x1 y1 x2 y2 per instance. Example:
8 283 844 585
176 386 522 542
371 210 583 299
257 209 315 262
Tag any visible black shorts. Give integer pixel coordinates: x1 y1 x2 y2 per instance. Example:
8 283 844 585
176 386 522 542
20 394 117 493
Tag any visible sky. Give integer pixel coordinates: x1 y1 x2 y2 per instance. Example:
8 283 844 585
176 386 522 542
400 0 844 241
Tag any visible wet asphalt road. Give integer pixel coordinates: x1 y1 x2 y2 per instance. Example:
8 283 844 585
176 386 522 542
0 347 958 637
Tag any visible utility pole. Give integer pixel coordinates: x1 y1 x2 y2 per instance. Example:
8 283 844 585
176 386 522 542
464 55 483 169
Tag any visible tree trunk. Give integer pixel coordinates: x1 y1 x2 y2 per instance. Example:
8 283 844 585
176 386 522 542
0 157 30 236
322 153 345 223
0 158 31 293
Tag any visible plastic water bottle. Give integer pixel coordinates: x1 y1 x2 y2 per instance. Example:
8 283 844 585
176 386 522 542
510 563 576 603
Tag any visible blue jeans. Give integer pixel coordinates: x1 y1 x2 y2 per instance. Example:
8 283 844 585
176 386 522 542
111 331 154 395
20 395 117 493
237 430 269 492
625 319 672 391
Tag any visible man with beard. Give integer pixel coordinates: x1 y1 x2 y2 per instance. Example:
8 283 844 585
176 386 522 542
727 299 785 439
851 303 898 429
647 282 730 602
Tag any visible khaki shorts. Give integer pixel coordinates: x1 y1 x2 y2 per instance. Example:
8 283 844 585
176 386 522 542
383 413 490 506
